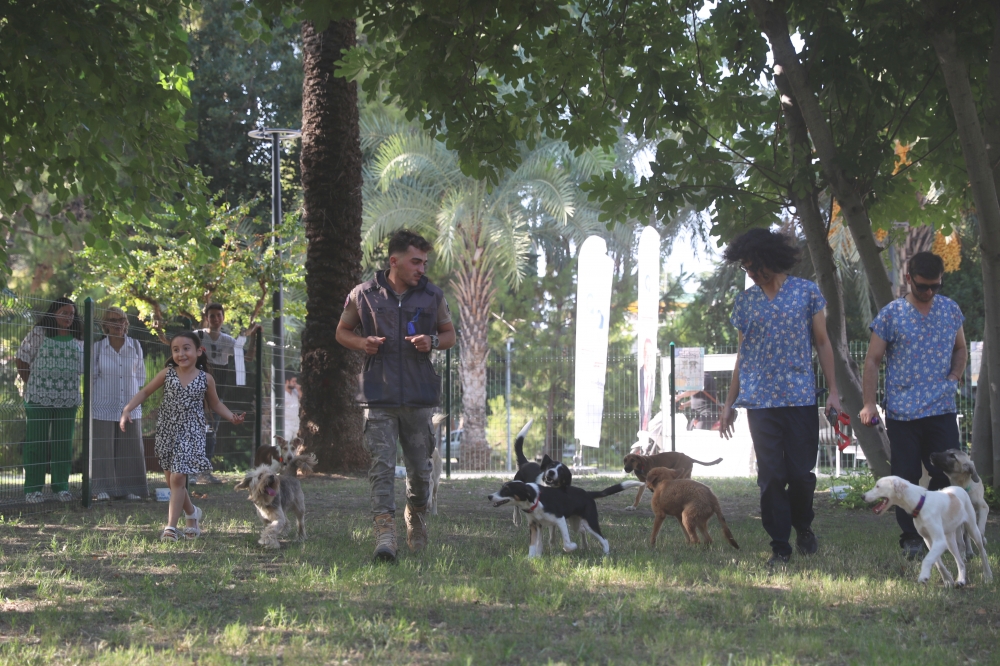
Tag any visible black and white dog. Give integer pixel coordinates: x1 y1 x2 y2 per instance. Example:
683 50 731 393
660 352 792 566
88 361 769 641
510 420 573 525
489 479 641 556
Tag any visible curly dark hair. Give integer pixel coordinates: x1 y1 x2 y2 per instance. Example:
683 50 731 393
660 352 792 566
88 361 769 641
387 229 432 256
723 228 800 274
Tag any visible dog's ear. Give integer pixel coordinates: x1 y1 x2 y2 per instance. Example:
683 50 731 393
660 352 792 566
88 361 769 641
891 477 909 496
965 461 981 484
540 454 554 466
235 476 251 490
275 436 287 448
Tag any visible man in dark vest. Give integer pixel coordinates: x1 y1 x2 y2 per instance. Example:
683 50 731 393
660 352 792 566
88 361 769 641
336 229 456 563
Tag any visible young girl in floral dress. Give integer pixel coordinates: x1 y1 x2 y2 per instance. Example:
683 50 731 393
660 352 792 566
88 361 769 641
120 331 244 541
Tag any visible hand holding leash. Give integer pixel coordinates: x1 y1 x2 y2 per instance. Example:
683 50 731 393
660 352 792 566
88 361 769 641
859 403 880 426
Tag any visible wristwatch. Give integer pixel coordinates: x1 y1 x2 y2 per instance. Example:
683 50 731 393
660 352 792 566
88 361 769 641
430 334 440 350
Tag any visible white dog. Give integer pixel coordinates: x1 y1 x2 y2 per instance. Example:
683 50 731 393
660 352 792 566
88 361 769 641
863 476 992 587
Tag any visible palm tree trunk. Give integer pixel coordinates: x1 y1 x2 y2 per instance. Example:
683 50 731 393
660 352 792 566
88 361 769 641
453 260 496 470
299 19 367 472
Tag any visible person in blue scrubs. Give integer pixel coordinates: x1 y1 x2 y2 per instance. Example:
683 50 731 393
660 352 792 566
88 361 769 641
720 228 840 566
860 251 967 559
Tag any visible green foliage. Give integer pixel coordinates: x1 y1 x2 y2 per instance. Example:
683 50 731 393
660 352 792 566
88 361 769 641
77 203 305 338
184 0 303 210
984 483 1000 510
831 470 878 511
0 0 209 274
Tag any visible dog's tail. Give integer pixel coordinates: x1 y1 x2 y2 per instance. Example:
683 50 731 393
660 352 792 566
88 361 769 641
691 457 723 467
286 451 318 475
514 419 534 468
587 480 643 498
711 495 740 549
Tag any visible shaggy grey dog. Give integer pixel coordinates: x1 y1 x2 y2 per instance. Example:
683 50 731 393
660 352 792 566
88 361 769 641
235 451 317 549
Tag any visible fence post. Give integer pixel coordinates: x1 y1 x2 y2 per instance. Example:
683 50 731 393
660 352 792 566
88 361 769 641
669 342 676 453
445 346 452 480
254 327 263 455
82 297 93 508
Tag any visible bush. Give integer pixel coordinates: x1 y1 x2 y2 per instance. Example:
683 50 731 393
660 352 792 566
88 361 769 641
831 470 877 510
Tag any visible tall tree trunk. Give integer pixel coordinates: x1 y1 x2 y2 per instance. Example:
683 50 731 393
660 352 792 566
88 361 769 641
930 23 1000 488
776 72 892 476
299 19 367 472
749 0 895 311
453 261 495 469
972 7 1000 487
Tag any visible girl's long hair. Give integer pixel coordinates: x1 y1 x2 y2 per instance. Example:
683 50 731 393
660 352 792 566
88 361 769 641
165 330 213 375
38 297 84 340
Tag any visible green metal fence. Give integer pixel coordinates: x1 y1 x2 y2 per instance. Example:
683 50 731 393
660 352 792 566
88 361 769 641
0 290 982 513
0 293 268 516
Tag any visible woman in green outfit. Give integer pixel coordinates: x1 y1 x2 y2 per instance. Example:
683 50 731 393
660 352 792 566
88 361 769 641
15 297 84 503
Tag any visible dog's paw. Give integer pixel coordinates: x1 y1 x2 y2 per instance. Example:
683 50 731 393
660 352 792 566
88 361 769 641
563 542 578 552
624 506 637 512
955 579 967 588
917 575 930 585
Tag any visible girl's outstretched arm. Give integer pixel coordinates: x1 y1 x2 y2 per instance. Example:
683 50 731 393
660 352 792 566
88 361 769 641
205 374 245 425
120 368 168 431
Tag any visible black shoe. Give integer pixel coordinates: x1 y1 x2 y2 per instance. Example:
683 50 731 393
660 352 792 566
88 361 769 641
901 540 926 561
767 552 790 567
796 529 818 555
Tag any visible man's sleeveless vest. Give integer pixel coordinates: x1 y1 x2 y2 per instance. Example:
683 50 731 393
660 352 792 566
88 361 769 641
354 271 443 407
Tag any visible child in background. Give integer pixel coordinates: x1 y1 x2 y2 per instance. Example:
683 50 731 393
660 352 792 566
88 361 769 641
120 331 245 541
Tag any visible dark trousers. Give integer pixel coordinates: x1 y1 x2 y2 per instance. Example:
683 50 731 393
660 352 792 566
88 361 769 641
886 413 958 546
747 406 819 557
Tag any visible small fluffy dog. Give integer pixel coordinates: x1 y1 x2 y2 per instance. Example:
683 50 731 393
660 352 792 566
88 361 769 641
236 451 317 549
863 475 992 587
930 448 989 555
623 452 723 511
255 436 308 473
645 467 739 549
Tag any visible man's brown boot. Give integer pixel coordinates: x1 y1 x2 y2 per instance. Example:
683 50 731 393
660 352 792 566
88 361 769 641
372 513 397 564
404 502 429 552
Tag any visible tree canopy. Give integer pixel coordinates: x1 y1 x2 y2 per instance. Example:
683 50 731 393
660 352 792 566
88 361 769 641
0 0 210 273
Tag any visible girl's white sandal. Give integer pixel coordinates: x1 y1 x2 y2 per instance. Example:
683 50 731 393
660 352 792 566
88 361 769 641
182 505 203 539
160 526 179 542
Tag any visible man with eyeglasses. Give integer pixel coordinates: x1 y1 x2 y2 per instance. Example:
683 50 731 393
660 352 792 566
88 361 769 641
337 229 455 563
861 251 967 559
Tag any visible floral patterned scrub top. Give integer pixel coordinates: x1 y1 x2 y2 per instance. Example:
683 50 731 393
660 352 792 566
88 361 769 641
731 276 826 409
869 296 964 421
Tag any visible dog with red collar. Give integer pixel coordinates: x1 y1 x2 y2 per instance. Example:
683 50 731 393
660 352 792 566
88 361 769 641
622 452 723 511
863 475 992 587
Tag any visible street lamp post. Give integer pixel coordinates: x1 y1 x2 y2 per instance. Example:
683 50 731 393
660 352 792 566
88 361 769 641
248 128 300 443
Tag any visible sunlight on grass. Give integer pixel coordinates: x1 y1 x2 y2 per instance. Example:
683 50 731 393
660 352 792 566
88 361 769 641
0 476 996 664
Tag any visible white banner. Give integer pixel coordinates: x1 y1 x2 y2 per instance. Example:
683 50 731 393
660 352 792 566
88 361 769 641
637 226 660 432
574 236 614 448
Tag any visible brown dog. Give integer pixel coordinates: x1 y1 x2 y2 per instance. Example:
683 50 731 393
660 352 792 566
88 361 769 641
645 467 739 549
622 452 723 510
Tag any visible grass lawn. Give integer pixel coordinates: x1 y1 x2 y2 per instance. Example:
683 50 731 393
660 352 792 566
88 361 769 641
0 473 997 665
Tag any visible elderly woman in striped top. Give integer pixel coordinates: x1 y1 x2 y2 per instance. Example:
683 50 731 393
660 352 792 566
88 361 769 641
91 307 149 501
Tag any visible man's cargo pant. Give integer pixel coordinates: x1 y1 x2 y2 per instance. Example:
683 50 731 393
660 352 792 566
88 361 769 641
364 407 436 516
